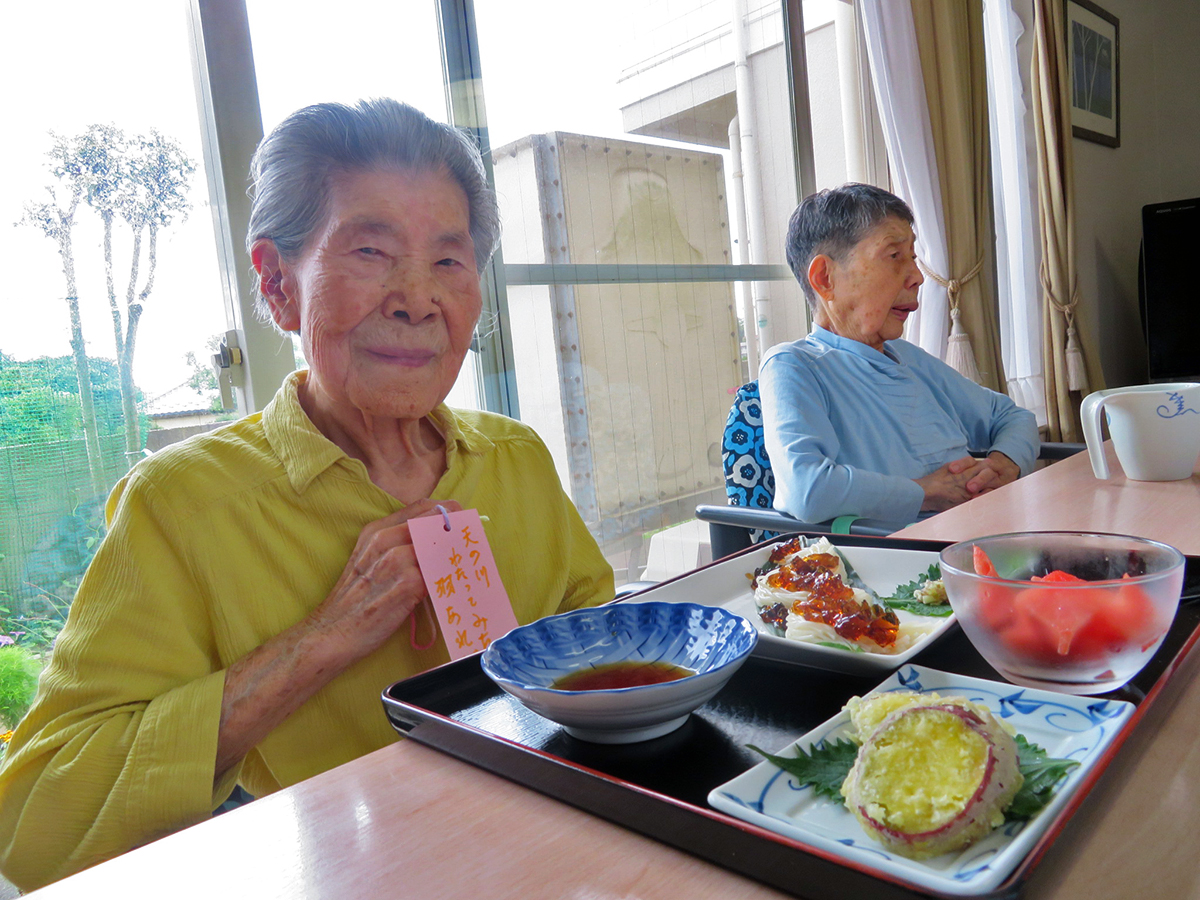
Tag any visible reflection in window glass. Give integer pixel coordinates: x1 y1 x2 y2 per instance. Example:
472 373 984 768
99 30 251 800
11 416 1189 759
477 0 804 582
0 1 230 659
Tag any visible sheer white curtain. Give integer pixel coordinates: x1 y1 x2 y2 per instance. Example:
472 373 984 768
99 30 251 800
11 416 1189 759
983 0 1047 426
858 0 949 359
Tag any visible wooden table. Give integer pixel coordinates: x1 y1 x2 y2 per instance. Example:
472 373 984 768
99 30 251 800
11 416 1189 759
26 738 793 900
24 444 1200 899
897 441 1200 554
896 442 1200 898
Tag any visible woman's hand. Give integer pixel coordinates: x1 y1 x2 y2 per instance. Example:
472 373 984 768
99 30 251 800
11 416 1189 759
972 452 1021 493
918 452 1021 512
916 456 987 511
305 499 458 659
949 452 1020 496
214 499 458 784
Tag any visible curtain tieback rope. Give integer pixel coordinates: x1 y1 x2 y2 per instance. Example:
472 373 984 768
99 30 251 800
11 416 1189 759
1038 258 1087 393
917 256 984 384
917 256 984 309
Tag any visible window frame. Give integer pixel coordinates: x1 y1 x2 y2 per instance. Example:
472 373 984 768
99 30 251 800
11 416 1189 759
188 0 298 415
189 0 823 419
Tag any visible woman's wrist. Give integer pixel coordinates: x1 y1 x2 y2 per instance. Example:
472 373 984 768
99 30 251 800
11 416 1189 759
215 617 357 783
986 451 1020 483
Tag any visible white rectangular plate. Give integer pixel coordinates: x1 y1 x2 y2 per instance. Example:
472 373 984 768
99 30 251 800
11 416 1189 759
636 539 953 675
707 665 1134 896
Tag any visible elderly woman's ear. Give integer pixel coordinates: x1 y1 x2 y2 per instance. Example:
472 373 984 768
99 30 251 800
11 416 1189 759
252 238 300 332
806 253 836 303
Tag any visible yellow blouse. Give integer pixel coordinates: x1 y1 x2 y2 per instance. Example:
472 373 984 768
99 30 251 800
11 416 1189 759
0 370 613 890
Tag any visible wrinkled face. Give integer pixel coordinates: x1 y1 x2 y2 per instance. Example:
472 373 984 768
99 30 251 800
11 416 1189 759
814 215 923 352
265 166 481 421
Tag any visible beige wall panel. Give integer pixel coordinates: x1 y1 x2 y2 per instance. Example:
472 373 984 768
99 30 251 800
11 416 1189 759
555 134 740 526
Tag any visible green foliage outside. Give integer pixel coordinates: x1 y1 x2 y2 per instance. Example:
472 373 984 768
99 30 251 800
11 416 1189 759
0 604 44 759
0 419 118 628
0 351 132 636
0 642 42 760
0 351 142 447
185 339 236 416
18 123 196 485
0 533 88 654
1 123 199 691
0 645 41 730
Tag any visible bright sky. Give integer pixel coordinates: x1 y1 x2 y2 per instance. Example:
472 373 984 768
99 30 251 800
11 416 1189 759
3 2 235 403
0 0 632 401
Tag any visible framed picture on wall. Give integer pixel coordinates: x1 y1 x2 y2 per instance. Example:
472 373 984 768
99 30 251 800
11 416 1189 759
1066 0 1120 147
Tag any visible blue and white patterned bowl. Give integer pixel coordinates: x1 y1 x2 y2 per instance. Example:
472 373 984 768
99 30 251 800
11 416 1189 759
481 601 758 743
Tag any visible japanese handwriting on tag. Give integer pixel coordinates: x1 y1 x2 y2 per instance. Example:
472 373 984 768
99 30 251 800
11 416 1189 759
407 506 519 661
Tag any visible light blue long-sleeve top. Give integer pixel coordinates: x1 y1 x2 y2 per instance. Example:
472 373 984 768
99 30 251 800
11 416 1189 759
759 325 1039 527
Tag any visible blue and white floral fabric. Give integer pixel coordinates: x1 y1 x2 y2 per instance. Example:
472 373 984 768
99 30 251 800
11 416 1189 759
721 382 779 543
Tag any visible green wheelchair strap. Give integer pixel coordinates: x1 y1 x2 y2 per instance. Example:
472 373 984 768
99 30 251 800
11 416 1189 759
831 515 860 535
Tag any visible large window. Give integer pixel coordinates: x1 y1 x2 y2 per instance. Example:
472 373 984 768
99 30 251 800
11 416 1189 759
0 0 881 687
0 1 236 679
473 0 888 580
476 0 823 580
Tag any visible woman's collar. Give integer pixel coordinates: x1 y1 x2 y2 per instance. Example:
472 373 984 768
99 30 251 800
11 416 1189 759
809 324 900 363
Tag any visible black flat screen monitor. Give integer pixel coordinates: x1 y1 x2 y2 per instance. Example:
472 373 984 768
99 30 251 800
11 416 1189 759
1141 197 1200 381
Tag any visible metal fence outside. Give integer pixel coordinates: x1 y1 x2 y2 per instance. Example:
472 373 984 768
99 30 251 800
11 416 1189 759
0 433 128 620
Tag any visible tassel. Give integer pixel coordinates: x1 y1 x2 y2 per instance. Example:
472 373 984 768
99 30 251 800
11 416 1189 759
944 306 982 384
1065 323 1087 393
917 258 984 384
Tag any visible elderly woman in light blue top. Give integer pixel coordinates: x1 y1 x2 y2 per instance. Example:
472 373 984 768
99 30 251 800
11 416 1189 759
760 184 1038 528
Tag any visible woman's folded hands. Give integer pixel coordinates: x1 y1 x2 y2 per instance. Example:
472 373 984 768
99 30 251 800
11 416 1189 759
917 453 1018 512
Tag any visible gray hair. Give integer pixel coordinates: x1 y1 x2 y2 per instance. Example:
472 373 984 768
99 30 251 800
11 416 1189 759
784 183 914 313
246 98 500 323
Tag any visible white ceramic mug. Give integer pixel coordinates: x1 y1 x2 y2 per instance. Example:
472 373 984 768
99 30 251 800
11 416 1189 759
1081 382 1200 481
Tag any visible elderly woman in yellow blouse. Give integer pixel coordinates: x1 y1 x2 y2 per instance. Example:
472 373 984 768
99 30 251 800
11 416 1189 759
0 99 613 891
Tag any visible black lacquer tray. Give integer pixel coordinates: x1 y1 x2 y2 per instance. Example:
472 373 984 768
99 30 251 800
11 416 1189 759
382 534 1200 900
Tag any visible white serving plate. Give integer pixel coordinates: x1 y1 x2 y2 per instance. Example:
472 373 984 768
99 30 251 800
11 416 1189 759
707 665 1134 896
631 538 952 675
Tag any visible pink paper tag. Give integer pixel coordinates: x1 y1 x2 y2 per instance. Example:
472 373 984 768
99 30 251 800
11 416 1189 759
408 507 519 660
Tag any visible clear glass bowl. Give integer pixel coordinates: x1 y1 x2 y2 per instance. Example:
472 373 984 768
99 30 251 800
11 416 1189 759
939 532 1185 694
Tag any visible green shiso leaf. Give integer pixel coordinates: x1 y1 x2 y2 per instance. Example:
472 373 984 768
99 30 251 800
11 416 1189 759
749 731 1080 821
1006 734 1081 820
882 564 952 617
814 641 865 653
747 739 859 803
890 563 942 601
884 597 953 617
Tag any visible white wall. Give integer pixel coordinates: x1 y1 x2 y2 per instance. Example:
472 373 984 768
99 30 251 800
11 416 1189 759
1071 0 1200 388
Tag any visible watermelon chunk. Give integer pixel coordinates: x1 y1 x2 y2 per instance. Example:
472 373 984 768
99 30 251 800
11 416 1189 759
1013 585 1098 657
973 545 998 578
1030 570 1087 584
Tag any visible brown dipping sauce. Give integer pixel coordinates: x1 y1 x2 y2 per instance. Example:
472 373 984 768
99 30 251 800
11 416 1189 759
552 661 695 691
